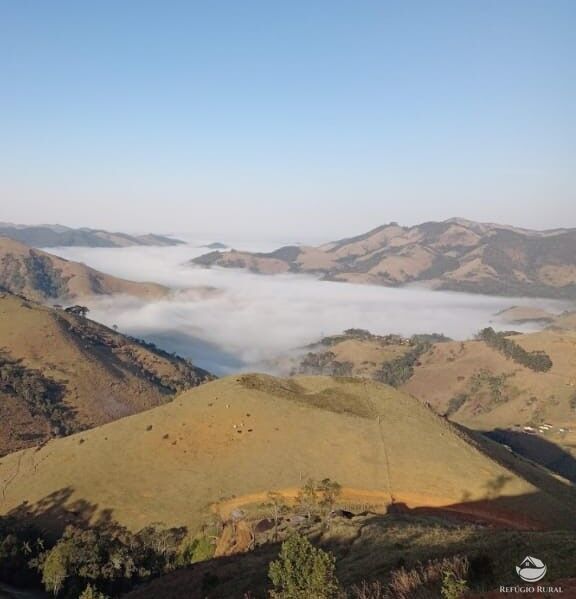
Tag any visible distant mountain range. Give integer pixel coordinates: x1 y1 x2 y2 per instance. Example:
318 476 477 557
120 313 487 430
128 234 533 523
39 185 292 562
0 237 167 301
0 221 184 247
192 218 576 298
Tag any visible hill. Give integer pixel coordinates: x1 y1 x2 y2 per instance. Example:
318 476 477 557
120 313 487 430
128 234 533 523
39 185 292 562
0 374 575 539
0 292 212 456
0 237 167 301
288 329 576 481
0 222 184 248
192 218 576 298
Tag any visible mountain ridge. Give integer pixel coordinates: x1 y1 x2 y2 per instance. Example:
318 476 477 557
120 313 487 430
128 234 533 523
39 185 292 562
0 237 168 301
0 222 184 248
192 218 576 298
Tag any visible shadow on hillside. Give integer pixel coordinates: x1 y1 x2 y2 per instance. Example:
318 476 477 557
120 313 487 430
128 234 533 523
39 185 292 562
140 330 245 375
483 428 576 483
6 487 121 538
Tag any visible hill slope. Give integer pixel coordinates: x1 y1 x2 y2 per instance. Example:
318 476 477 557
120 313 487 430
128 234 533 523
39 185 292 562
0 237 167 301
0 222 184 248
192 218 576 298
0 374 574 537
288 329 576 481
0 292 212 456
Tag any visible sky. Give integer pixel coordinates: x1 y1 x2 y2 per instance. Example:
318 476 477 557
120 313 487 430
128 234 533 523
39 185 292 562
1 1 575 240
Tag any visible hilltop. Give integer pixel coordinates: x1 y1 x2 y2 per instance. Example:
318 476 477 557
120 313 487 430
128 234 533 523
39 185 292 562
0 374 574 538
0 292 211 456
0 237 167 301
0 222 184 248
192 218 576 298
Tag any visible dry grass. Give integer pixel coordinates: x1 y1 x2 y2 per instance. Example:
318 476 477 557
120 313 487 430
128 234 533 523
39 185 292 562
0 374 575 538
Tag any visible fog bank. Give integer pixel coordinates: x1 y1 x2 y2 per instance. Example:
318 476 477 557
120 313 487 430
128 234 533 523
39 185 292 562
50 242 569 375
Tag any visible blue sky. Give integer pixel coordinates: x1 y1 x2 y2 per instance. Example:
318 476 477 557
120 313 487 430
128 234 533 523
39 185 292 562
1 1 575 239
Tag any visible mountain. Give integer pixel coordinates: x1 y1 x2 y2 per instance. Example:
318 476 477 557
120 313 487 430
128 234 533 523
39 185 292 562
0 222 184 248
1 374 574 538
192 218 576 298
0 237 167 301
0 291 212 456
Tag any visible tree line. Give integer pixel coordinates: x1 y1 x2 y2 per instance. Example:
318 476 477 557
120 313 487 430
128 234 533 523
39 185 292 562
477 328 552 372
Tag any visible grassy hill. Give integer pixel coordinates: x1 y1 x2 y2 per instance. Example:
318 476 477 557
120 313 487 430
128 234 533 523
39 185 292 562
0 222 184 248
0 374 574 540
289 328 576 481
0 237 167 301
0 292 211 456
192 218 576 298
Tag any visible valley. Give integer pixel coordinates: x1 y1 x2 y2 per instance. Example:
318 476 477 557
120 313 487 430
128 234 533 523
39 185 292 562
0 223 575 597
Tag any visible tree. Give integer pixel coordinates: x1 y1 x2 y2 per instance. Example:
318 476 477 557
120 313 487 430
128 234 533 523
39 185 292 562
296 479 318 520
317 479 342 524
263 492 288 541
268 533 340 599
41 545 69 595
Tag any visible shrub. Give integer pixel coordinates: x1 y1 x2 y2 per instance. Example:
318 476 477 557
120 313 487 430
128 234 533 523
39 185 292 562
79 584 109 599
268 533 340 598
179 535 215 565
441 570 468 599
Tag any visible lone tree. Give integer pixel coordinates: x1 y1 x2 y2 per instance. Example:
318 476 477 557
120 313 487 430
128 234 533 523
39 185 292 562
268 533 340 599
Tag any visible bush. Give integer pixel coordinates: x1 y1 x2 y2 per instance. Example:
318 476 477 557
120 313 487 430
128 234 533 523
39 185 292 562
79 584 109 599
179 535 214 565
268 533 340 598
441 570 468 599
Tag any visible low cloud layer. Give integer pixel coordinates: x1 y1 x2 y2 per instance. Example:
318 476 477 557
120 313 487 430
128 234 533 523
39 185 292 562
51 242 569 375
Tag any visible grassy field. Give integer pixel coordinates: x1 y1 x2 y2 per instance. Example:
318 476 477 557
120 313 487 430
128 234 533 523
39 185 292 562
0 374 574 539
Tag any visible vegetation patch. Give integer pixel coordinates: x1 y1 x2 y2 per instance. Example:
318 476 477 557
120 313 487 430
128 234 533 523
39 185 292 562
374 343 430 387
477 328 553 372
0 352 72 438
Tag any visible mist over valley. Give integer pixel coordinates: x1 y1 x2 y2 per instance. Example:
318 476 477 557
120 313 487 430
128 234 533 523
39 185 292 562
48 239 569 374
